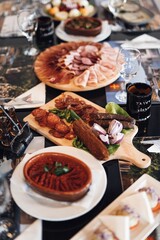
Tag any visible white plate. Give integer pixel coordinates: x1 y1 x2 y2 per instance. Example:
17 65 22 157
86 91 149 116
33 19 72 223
55 20 111 42
10 146 107 221
71 174 160 240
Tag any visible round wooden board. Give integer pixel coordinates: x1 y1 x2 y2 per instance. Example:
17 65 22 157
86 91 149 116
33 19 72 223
34 42 119 92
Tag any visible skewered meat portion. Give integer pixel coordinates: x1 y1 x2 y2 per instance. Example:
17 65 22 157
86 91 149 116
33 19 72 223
73 119 109 160
89 113 135 129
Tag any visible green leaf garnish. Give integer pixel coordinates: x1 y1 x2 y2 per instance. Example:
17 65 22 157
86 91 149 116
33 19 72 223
44 162 70 176
107 144 120 155
49 108 80 123
105 102 129 117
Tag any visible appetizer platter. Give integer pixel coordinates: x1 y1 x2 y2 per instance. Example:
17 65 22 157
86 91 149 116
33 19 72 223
44 0 97 21
24 92 151 168
10 146 107 221
34 41 119 92
71 174 160 240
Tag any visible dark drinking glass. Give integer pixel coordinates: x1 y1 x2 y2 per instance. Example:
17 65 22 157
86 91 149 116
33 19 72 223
126 82 152 122
36 16 54 50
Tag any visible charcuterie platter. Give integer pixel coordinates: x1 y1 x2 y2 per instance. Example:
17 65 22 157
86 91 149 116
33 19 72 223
34 41 119 92
24 92 151 168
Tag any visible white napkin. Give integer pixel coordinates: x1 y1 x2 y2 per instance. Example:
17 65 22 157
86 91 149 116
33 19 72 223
25 136 45 154
0 15 22 37
15 220 42 240
147 141 160 153
9 82 46 109
121 34 160 49
141 139 160 153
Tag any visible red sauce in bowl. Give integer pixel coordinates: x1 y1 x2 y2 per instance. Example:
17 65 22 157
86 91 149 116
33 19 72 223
23 152 92 201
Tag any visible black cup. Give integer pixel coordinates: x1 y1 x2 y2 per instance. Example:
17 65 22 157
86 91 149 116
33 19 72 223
126 82 152 122
36 16 54 50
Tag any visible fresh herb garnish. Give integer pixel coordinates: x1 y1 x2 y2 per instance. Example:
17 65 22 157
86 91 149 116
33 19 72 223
49 108 80 122
44 161 70 176
72 137 88 151
107 144 120 155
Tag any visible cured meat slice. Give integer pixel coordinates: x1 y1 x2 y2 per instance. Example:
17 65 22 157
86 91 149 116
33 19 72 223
99 65 116 78
74 69 90 87
87 66 98 85
93 64 107 83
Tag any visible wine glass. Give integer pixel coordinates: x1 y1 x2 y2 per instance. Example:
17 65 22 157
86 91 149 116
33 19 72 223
17 9 39 56
115 47 141 103
108 0 127 15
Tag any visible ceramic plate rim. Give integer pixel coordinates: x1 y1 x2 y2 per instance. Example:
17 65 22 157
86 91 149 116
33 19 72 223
10 146 107 221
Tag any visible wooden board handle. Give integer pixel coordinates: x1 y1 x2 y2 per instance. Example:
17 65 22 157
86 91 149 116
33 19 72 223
108 125 151 168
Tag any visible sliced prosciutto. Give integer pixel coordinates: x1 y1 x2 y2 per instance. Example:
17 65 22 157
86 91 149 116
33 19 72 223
34 41 120 88
93 64 107 83
74 69 90 87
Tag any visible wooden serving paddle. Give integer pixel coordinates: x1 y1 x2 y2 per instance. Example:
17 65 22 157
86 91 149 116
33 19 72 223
107 125 151 168
24 92 151 169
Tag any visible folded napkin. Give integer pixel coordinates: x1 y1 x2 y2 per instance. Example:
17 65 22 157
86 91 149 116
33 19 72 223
15 220 42 240
147 141 160 153
0 15 22 37
25 136 45 154
121 34 160 49
141 139 160 153
8 82 46 109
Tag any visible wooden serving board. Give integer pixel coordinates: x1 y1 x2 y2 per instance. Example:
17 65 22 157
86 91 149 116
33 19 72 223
34 41 119 92
24 92 151 168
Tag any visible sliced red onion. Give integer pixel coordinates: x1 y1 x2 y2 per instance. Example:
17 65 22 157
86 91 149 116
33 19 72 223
92 123 107 135
108 119 123 135
110 132 124 144
99 134 110 145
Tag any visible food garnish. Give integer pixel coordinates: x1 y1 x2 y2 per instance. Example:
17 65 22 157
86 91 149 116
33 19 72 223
44 161 71 176
105 102 130 117
92 120 124 145
49 108 80 122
